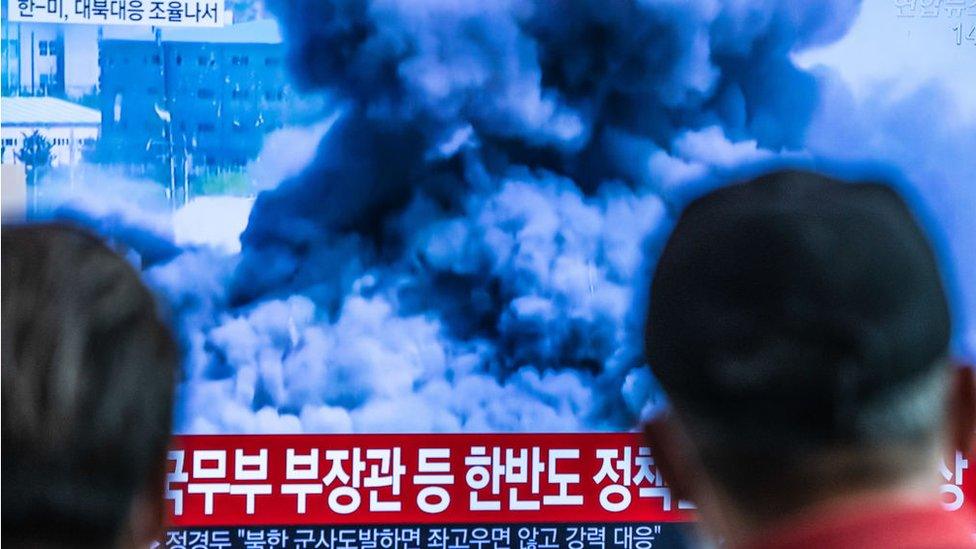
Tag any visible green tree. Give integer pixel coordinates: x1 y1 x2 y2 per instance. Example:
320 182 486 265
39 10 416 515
15 130 56 213
15 130 55 187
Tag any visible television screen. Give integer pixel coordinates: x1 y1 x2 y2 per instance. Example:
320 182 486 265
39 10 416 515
2 1 974 547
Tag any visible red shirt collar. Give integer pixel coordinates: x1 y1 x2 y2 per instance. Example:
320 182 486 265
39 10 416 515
738 498 975 549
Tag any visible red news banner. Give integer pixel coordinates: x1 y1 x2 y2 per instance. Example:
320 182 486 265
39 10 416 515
166 433 973 528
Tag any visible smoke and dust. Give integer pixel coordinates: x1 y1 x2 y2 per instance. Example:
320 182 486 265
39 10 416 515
42 0 976 433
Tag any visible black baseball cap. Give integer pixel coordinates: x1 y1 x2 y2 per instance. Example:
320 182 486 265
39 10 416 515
645 169 951 444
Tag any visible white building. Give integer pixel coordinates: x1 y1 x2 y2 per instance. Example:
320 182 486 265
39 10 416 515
1 96 100 166
1 21 101 99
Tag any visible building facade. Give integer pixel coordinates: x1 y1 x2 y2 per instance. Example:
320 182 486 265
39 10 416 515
2 21 63 96
1 6 101 99
96 19 290 172
1 97 100 167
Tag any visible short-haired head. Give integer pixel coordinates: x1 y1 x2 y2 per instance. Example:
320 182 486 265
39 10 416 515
2 223 179 547
645 169 952 517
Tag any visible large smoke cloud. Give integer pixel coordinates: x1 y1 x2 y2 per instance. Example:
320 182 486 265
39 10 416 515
45 0 976 433
174 0 864 432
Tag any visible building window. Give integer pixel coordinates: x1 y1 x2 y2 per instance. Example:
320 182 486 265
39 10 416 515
264 57 280 66
38 40 56 56
198 123 215 133
151 53 161 65
231 55 249 66
231 88 249 99
175 54 183 65
197 88 214 99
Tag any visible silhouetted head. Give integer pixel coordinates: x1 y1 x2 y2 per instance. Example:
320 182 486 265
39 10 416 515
642 169 973 540
2 223 179 548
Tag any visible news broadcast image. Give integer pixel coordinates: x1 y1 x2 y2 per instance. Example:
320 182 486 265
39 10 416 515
1 1 975 547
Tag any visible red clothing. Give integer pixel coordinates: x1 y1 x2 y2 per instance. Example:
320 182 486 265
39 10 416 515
739 499 975 549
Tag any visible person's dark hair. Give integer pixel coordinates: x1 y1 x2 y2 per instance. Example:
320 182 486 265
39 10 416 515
2 223 179 547
645 169 951 517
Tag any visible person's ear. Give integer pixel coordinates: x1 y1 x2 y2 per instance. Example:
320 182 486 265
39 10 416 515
126 490 165 547
642 414 694 503
948 364 976 455
124 458 168 548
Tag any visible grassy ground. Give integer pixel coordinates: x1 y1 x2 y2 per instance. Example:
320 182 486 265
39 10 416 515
192 171 253 197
